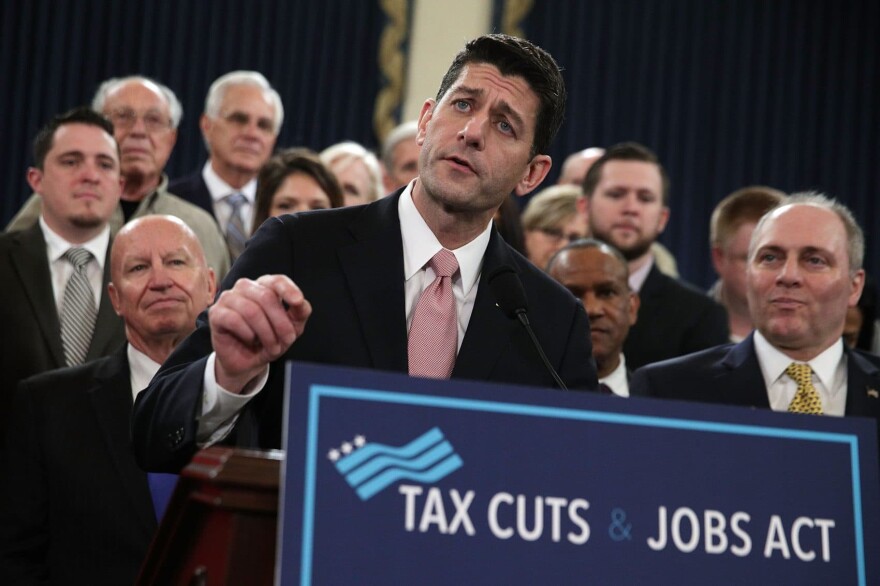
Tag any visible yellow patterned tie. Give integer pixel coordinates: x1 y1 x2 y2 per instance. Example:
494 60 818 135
786 362 823 415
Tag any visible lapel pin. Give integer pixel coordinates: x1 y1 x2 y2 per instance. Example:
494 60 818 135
867 388 879 399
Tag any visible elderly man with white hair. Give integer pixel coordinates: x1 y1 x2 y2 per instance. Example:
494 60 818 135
169 70 284 259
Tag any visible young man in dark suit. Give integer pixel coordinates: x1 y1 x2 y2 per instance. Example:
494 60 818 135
632 194 880 435
133 34 600 473
0 108 126 432
0 215 216 585
583 142 730 368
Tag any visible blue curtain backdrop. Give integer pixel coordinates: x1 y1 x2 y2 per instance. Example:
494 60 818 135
511 0 879 287
0 0 387 224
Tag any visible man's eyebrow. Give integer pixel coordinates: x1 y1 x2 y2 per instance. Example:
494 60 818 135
494 99 525 130
55 149 85 159
450 85 483 99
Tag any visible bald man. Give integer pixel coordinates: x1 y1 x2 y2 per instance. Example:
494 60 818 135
0 215 216 585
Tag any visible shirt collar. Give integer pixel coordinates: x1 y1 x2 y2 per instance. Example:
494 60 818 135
202 160 257 203
628 255 654 293
399 181 491 294
753 330 844 390
39 215 110 268
127 344 162 399
600 354 629 397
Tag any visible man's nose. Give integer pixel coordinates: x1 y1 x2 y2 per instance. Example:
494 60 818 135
458 114 487 150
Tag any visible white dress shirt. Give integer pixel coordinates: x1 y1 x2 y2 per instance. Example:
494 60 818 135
753 331 848 416
129 345 162 401
203 161 257 236
628 256 653 294
600 354 629 397
40 216 109 312
197 181 493 445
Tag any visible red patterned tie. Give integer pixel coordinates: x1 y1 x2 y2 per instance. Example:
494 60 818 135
408 249 459 379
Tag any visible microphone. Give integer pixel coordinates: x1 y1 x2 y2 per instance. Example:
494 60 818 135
488 267 568 391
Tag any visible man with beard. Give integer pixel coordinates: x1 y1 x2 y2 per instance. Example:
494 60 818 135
133 34 599 472
584 142 728 369
0 108 126 431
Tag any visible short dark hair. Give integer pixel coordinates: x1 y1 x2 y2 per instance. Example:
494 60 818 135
582 142 670 206
32 107 116 170
252 147 344 232
435 34 566 157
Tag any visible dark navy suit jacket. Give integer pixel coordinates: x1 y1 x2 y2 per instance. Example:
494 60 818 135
168 170 215 218
132 190 599 471
631 333 880 451
624 264 730 369
0 347 157 585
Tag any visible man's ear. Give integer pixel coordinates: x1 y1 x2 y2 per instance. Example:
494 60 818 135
107 282 122 316
628 292 641 326
656 206 671 234
199 114 212 140
26 167 43 195
710 246 724 275
513 155 552 197
415 99 436 146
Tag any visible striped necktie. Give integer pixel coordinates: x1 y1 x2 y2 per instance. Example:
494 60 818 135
225 192 248 260
59 247 97 366
408 249 459 379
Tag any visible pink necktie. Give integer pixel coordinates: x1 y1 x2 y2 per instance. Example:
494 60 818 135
408 249 459 379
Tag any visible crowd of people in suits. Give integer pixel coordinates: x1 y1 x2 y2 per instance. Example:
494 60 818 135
0 32 877 584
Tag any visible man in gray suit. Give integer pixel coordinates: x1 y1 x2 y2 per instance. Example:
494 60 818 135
0 108 125 430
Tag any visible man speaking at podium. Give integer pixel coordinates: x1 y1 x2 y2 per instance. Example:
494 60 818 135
133 34 599 472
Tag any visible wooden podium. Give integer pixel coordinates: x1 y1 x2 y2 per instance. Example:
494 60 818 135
136 447 283 586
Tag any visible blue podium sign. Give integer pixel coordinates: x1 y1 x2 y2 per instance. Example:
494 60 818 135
277 363 880 585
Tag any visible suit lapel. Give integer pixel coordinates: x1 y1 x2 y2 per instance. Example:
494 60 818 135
453 230 519 381
716 334 771 407
9 224 66 366
86 237 123 362
88 346 157 532
336 194 408 372
844 348 880 418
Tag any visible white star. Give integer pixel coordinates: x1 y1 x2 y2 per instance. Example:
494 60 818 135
353 435 366 447
341 442 353 454
328 449 340 461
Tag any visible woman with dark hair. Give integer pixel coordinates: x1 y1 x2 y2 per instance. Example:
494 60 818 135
251 147 344 232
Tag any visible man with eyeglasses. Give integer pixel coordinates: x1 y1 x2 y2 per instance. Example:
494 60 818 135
6 76 231 280
168 71 283 260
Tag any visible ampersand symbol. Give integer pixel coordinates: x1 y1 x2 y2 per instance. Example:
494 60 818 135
608 507 632 541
